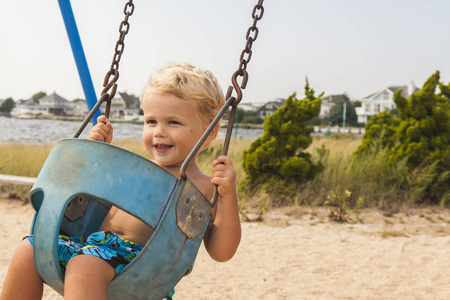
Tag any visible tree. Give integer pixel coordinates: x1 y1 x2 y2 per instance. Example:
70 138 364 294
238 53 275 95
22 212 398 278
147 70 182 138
390 71 450 202
354 71 450 203
354 111 400 156
71 98 85 102
241 80 324 198
0 98 15 113
323 94 359 127
391 71 450 168
31 91 46 103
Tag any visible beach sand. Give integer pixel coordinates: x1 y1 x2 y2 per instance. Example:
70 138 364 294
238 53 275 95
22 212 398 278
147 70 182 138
1 197 450 299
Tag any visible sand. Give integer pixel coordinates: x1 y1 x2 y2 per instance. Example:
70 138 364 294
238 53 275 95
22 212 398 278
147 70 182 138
1 197 450 299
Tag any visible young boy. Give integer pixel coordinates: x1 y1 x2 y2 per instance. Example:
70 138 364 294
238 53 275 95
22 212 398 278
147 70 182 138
1 63 241 300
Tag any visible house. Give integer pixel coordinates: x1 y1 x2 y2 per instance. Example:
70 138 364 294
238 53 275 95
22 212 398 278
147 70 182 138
11 92 73 117
11 99 43 116
71 99 89 117
319 96 338 118
238 102 259 112
101 92 141 119
257 98 285 118
37 92 73 116
356 81 419 124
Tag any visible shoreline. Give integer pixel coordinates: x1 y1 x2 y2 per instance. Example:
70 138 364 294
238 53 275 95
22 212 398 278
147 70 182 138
2 115 367 133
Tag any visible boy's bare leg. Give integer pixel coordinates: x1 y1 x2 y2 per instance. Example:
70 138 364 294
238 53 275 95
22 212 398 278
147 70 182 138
1 240 43 300
64 255 115 300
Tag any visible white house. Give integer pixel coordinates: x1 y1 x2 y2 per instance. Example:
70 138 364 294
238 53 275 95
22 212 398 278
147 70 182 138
356 81 419 124
238 102 259 112
101 92 141 119
37 92 73 116
257 98 285 118
11 99 43 116
11 92 73 116
319 96 339 118
71 100 89 117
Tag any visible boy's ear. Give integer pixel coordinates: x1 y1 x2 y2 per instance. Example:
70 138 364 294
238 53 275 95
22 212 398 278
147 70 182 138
205 123 220 143
200 123 220 151
199 124 220 152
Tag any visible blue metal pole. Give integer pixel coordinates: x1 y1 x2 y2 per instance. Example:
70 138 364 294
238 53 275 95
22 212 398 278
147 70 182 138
58 0 101 125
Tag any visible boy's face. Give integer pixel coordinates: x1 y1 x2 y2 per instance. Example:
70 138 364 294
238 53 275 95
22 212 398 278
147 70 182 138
142 92 209 169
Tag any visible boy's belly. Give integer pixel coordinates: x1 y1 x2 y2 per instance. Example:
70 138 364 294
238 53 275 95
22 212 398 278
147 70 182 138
98 207 154 246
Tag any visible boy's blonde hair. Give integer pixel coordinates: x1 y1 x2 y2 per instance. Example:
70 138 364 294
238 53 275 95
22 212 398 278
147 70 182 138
142 63 225 124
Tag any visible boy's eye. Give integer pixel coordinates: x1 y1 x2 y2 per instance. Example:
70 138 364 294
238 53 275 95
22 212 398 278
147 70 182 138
169 120 181 125
146 119 156 124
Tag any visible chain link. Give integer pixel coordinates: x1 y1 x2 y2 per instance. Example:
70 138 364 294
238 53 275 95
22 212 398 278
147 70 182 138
101 0 135 101
227 0 264 105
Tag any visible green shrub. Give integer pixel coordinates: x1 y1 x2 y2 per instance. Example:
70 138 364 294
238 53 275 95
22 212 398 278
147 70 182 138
354 71 450 204
354 111 400 156
240 81 324 203
390 71 450 203
391 71 450 168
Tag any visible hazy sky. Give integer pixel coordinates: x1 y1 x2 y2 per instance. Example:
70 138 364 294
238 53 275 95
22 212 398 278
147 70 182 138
2 0 450 104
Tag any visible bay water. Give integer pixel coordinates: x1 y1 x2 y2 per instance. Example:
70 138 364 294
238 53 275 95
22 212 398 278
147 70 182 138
0 116 263 145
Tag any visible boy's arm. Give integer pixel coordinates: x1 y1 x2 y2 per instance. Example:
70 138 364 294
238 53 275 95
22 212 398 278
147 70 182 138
204 156 241 262
88 116 113 143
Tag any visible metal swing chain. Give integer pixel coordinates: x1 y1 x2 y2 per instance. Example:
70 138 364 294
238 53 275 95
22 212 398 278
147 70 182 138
227 0 264 106
179 0 265 208
209 0 264 206
102 0 135 117
221 0 265 156
74 0 134 138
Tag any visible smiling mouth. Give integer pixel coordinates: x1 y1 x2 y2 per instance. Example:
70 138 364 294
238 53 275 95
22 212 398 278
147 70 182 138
154 144 173 153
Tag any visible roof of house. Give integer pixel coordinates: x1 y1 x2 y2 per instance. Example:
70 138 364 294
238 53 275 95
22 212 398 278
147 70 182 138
362 83 420 101
257 101 285 112
39 92 70 105
387 85 420 98
118 92 140 109
15 99 37 106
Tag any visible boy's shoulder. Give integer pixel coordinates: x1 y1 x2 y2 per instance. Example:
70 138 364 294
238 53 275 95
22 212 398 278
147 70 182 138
190 172 214 201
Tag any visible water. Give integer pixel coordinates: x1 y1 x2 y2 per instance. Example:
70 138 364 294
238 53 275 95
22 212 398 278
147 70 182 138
0 116 264 145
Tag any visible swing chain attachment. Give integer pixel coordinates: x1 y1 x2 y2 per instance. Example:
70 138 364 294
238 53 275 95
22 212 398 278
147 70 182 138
101 0 135 110
228 0 264 106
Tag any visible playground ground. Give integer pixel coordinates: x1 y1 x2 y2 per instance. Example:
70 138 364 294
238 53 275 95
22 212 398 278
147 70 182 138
1 197 449 299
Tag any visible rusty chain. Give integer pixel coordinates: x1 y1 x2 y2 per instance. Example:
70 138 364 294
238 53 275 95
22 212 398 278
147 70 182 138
74 0 134 137
101 0 135 114
202 0 264 204
227 0 264 106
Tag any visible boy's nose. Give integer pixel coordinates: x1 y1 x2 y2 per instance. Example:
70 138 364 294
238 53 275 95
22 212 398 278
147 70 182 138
153 125 166 137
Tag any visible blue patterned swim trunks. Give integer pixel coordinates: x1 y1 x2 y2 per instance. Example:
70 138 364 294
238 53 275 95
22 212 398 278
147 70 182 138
27 231 142 275
27 231 175 299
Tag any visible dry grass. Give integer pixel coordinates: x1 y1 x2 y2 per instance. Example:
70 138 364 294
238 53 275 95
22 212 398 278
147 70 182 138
381 230 408 238
307 135 362 157
0 143 53 177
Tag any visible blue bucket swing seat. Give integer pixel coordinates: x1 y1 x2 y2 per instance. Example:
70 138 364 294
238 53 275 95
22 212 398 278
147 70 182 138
28 1 265 299
29 138 211 298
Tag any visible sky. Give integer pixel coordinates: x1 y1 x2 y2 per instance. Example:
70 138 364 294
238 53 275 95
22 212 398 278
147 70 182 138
2 0 450 104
